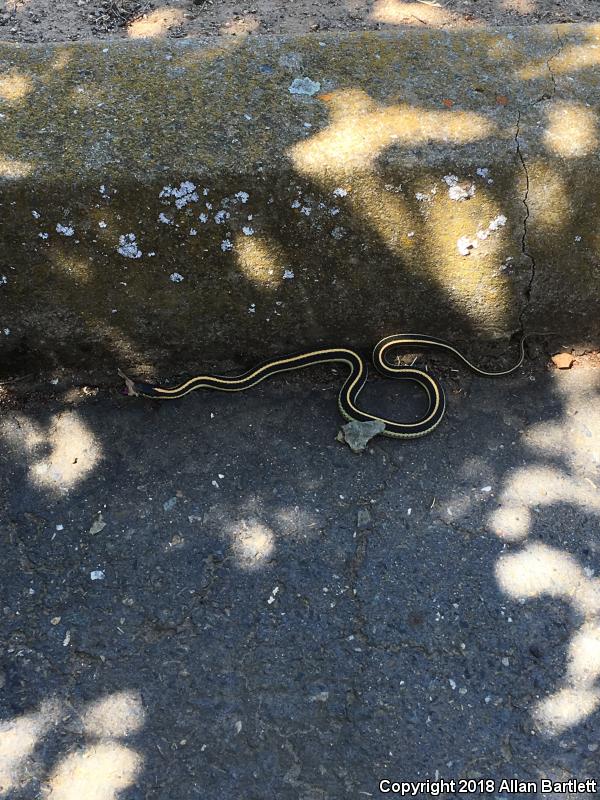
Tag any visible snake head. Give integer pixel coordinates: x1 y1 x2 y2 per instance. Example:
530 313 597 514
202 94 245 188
117 368 139 397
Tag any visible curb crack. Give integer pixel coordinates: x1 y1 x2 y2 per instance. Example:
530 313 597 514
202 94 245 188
515 109 535 331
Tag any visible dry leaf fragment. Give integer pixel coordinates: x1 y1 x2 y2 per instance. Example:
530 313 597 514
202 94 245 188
551 352 575 369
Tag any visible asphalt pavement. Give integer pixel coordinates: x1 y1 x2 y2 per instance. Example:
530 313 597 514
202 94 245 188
0 353 599 799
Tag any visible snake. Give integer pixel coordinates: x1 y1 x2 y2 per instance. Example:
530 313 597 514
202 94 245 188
119 333 533 440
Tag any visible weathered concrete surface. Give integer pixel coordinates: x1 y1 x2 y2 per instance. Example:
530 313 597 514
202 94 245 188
1 26 600 379
0 357 599 797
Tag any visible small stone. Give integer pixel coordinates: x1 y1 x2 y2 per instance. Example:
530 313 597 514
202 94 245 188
337 420 385 452
89 513 106 535
90 570 105 581
163 497 177 512
51 616 61 625
552 352 575 369
357 508 371 528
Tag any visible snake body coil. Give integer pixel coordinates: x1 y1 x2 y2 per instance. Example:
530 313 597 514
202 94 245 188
121 334 526 439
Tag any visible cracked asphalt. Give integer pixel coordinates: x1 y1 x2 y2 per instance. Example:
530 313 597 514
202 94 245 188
1 348 599 799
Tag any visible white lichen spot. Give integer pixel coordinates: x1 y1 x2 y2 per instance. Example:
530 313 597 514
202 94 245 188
443 175 459 186
291 200 301 209
235 191 249 203
38 232 49 240
248 303 256 314
198 213 208 224
203 188 210 196
189 228 197 236
476 167 490 178
99 184 108 196
56 223 74 237
32 210 40 219
0 276 7 285
333 187 348 198
160 181 199 209
214 210 230 224
575 235 582 242
98 220 107 228
288 77 321 96
169 272 184 283
158 212 173 225
283 269 294 279
448 183 475 201
488 214 507 231
415 192 429 201
331 226 346 239
242 226 255 236
3 328 9 335
117 233 142 259
300 206 311 216
205 202 213 210
147 251 156 257
221 239 233 252
457 235 475 256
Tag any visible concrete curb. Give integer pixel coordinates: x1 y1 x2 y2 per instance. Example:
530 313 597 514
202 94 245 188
1 25 599 378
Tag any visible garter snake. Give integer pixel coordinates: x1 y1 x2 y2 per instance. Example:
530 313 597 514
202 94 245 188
119 333 533 440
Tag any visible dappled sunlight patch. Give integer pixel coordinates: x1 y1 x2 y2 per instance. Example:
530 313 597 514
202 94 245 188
522 369 600 476
228 519 275 570
0 156 32 179
127 7 185 38
30 413 101 491
424 189 511 327
371 0 455 26
487 504 530 541
47 742 142 800
544 101 599 158
568 622 600 684
488 466 600 542
48 252 94 285
520 30 600 80
82 691 145 740
526 160 570 234
0 700 60 796
336 171 419 263
51 49 72 72
0 69 32 102
495 542 600 735
288 87 510 328
234 233 283 287
1 411 101 492
533 686 600 736
289 89 495 177
495 542 600 616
